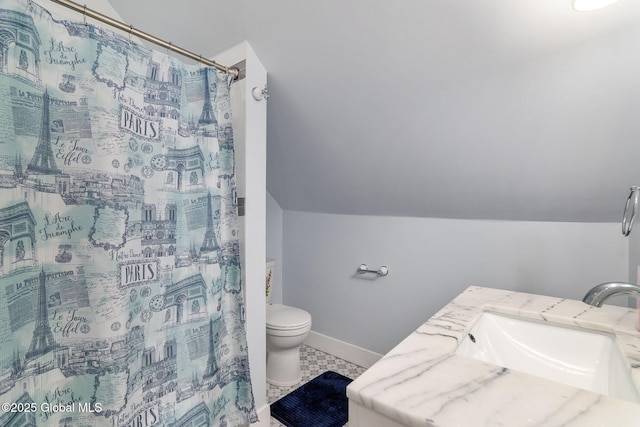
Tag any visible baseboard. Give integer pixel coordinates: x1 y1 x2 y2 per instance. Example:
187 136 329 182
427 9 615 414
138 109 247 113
304 330 382 369
250 403 271 427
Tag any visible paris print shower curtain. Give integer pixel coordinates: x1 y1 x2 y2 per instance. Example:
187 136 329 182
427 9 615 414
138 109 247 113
0 0 257 425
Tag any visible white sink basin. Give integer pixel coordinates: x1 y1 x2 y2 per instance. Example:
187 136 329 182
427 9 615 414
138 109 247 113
455 311 640 403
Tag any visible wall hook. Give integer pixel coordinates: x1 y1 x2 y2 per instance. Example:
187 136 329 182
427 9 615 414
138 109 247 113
252 85 270 101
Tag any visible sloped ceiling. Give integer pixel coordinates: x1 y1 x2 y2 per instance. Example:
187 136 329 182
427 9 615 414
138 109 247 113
107 0 640 222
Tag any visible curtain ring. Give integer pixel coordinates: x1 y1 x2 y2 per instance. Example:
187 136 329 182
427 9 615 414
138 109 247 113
83 4 87 26
622 186 639 236
128 24 133 41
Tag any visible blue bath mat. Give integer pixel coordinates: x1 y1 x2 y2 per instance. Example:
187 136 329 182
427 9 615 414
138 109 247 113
270 371 353 427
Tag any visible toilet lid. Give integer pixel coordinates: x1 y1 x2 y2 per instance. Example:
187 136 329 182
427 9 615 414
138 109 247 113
266 304 311 330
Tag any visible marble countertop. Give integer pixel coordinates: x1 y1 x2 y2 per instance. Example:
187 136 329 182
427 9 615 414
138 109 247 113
347 286 640 427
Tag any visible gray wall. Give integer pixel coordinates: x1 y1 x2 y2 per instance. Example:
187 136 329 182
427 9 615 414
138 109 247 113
629 224 640 285
281 210 627 354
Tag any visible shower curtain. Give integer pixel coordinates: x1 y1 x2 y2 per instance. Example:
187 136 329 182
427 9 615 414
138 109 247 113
0 0 257 425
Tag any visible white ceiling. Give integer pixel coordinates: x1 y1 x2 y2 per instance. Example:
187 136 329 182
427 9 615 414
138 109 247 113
106 0 640 222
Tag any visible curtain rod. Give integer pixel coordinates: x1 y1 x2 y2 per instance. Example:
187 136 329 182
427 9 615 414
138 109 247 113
47 0 239 79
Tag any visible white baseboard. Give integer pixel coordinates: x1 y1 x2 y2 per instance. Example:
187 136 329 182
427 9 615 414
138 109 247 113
304 331 382 369
250 403 271 427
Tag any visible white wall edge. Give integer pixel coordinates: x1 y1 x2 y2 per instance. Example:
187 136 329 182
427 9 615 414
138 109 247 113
249 404 271 427
305 330 382 369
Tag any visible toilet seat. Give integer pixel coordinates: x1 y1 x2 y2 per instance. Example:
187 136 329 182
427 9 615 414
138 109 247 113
267 304 311 331
266 303 312 386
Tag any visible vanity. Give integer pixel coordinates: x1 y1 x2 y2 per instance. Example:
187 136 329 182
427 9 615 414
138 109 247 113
347 286 640 426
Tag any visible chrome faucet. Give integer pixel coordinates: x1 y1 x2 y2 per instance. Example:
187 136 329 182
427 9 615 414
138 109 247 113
582 282 640 307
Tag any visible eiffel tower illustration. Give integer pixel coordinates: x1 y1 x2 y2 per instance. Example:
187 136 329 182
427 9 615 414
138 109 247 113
14 154 23 180
200 191 219 253
25 268 56 359
27 90 60 175
202 318 219 379
198 69 217 126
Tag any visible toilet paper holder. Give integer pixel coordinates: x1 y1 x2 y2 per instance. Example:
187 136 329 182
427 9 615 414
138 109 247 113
356 264 389 276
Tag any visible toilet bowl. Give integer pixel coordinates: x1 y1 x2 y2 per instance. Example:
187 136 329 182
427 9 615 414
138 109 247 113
266 304 312 386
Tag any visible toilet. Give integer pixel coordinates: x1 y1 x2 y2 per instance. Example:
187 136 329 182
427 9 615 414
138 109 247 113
266 303 312 386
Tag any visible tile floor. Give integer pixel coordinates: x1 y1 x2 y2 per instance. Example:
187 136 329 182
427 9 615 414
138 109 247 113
268 345 368 427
